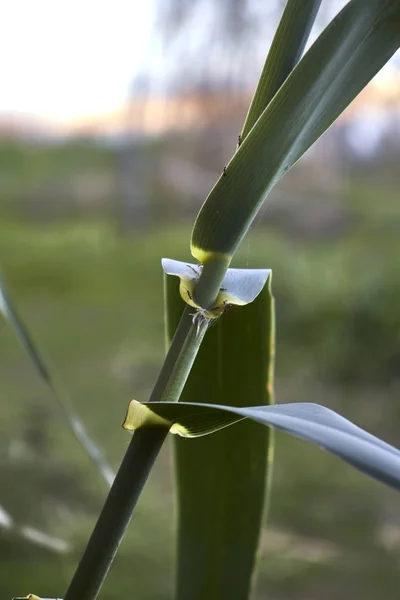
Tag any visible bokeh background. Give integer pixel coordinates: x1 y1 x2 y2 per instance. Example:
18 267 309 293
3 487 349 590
1 1 400 598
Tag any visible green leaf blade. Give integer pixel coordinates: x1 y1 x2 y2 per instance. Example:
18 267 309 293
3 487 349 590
191 0 400 262
241 0 322 140
125 400 400 492
164 270 275 599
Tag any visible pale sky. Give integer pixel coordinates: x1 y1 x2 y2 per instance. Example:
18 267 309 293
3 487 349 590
0 0 155 121
1 1 399 127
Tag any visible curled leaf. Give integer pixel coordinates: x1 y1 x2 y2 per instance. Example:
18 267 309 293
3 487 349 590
162 258 270 316
124 400 400 491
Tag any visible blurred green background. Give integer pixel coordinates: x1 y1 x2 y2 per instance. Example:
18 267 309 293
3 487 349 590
1 1 400 598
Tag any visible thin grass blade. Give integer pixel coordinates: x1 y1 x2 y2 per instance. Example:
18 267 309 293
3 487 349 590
0 278 115 486
241 0 322 141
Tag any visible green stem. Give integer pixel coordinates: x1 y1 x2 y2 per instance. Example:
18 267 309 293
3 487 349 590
64 427 168 600
149 305 208 403
192 256 231 310
64 305 209 600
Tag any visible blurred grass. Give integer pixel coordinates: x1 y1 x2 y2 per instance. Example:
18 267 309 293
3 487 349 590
1 140 400 598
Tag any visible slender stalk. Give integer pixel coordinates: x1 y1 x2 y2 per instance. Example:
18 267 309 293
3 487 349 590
64 427 168 600
149 305 208 403
191 255 230 310
64 305 209 600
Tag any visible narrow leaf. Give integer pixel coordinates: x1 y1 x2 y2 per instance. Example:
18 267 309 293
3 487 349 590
241 0 322 140
162 270 275 599
124 401 400 492
191 0 400 271
0 278 115 487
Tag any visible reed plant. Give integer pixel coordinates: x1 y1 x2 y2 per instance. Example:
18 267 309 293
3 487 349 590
9 1 400 598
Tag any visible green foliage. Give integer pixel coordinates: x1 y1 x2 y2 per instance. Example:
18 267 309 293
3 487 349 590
241 0 322 139
5 0 400 598
165 273 274 599
126 399 400 491
1 215 400 598
192 0 400 266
